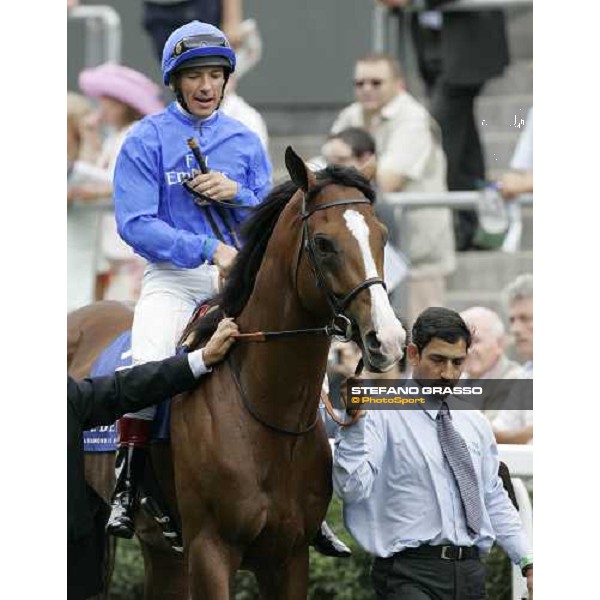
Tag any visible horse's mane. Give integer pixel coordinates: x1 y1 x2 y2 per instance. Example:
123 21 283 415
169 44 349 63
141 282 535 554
186 166 375 348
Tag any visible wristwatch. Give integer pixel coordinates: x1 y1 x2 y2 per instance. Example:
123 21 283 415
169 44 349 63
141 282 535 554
520 556 533 576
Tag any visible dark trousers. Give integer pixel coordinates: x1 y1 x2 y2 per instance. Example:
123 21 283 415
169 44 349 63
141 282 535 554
406 21 486 250
430 81 485 251
430 82 485 193
68 491 110 600
372 553 487 600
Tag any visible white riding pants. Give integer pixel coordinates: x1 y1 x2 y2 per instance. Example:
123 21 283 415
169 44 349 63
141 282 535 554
124 262 220 420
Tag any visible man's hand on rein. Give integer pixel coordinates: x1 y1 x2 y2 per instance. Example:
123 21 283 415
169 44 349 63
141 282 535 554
188 171 239 201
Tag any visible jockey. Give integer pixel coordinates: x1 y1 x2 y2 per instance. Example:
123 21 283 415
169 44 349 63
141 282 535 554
106 21 272 537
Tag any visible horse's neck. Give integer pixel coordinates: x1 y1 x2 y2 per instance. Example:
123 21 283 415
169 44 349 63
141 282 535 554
234 249 330 431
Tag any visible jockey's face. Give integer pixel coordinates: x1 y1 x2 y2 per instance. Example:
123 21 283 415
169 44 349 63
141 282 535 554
354 60 403 115
178 66 226 118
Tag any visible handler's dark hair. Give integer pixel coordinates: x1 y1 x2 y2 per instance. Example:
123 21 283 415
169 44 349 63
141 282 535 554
411 307 472 354
328 127 376 159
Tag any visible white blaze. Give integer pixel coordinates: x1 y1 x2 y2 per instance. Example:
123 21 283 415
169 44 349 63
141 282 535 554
343 210 406 360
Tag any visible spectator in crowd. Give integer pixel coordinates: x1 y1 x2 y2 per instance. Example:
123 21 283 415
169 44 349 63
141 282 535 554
143 0 244 62
75 64 165 302
321 127 376 170
333 307 533 599
68 318 238 600
106 20 271 539
331 54 455 325
460 306 525 422
499 107 533 200
492 274 533 444
221 74 268 150
377 0 510 251
220 18 269 150
68 92 104 312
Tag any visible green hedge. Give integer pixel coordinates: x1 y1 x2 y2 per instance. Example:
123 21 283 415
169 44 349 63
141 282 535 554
110 497 512 600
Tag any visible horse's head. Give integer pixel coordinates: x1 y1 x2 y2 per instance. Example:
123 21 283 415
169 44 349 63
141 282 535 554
285 147 406 372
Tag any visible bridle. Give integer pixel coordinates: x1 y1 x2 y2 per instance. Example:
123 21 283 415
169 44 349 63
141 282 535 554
233 190 387 344
296 191 387 336
229 186 387 435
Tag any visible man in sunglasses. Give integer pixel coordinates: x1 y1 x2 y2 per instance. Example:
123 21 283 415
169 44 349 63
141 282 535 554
331 54 455 326
108 19 271 538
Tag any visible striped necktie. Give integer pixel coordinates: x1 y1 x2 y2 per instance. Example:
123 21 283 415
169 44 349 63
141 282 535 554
437 401 483 536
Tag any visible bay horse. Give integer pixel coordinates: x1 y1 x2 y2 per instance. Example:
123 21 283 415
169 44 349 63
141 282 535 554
68 147 406 599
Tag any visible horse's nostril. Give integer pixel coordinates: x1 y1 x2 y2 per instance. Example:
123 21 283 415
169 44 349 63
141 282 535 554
365 331 381 353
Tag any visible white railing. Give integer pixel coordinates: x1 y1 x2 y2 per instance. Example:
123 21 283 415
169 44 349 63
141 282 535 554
68 5 122 67
381 191 532 209
497 444 533 600
68 191 533 212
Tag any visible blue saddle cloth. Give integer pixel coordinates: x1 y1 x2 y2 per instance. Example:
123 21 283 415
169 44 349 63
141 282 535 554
83 330 172 452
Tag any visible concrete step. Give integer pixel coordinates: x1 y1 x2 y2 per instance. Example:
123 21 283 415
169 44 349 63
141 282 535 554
444 290 506 315
262 106 341 137
481 62 533 98
447 250 533 292
505 7 534 62
520 206 533 251
269 135 323 181
481 131 524 172
476 94 532 131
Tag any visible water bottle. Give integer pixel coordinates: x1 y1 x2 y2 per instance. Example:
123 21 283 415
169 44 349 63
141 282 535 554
473 182 509 249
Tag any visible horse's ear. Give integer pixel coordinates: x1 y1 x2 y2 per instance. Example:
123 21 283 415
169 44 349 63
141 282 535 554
359 156 377 182
285 146 317 192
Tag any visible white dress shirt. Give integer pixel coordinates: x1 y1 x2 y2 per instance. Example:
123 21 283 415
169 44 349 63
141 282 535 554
333 394 530 563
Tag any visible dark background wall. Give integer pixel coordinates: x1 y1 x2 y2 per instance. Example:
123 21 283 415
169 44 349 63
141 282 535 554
67 0 375 107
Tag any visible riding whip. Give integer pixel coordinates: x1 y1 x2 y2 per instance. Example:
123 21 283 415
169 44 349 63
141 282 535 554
185 137 242 249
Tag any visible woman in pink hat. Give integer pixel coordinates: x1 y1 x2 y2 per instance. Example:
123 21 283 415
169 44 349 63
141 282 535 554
72 63 164 302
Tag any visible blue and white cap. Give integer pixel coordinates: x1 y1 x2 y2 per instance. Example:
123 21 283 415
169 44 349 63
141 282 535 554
161 21 236 85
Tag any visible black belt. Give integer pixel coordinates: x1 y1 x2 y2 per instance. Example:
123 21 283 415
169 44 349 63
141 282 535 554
397 545 479 561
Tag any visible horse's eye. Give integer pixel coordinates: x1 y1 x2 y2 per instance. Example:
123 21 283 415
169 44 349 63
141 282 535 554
314 236 337 256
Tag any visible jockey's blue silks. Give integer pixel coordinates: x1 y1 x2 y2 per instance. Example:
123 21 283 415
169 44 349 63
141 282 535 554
114 104 272 268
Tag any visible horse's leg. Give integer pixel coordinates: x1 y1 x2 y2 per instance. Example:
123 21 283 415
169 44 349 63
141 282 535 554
255 548 309 600
140 541 189 600
187 534 242 600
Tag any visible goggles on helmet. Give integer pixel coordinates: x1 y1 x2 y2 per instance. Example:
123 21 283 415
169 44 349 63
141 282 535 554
172 34 230 58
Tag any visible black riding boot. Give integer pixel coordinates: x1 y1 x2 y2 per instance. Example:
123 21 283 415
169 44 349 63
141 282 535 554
311 520 352 558
106 444 147 539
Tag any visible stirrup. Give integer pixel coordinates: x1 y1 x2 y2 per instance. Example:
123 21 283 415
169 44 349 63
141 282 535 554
106 492 136 539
